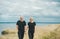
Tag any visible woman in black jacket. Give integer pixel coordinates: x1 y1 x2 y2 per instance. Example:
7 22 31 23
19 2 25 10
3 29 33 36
28 17 36 39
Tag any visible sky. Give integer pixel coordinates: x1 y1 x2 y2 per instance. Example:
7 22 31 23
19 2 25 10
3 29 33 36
0 0 60 22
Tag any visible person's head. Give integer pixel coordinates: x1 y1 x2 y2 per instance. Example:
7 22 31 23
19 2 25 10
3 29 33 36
29 17 34 23
20 16 24 22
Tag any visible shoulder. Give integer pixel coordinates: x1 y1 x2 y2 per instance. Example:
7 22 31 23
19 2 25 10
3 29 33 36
34 22 36 23
23 21 25 22
18 20 20 22
34 22 36 25
28 22 30 23
16 20 20 25
28 22 30 24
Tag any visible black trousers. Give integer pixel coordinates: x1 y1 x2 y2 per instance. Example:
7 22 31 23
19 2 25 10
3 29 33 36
18 31 24 39
28 31 34 39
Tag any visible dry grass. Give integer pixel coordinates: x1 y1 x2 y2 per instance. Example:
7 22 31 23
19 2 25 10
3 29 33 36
0 24 60 39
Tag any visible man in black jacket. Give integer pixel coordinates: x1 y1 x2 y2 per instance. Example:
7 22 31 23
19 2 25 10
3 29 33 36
16 16 26 39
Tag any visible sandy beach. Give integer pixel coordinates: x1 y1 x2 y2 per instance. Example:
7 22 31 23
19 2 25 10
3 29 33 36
0 24 60 39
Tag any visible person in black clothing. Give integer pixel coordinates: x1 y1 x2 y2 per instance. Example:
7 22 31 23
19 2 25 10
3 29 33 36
28 17 36 39
16 16 26 39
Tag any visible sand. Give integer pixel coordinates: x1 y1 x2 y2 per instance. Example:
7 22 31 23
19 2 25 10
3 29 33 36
0 24 60 39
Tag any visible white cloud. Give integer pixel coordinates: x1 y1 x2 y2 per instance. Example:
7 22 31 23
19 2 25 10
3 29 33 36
51 2 57 5
32 6 43 10
44 13 60 16
0 0 60 21
51 13 59 16
1 14 10 19
7 3 19 12
29 0 37 2
44 2 59 6
0 0 60 19
41 8 60 17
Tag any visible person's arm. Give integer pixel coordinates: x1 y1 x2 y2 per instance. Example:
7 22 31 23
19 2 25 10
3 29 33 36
25 25 28 31
34 22 36 32
34 26 36 31
16 21 19 30
27 22 29 30
24 21 27 32
25 22 29 32
16 25 18 30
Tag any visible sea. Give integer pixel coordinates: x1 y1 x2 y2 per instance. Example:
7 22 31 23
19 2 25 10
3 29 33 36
0 22 60 35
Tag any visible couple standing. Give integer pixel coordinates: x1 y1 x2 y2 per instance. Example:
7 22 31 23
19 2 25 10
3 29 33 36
16 16 36 39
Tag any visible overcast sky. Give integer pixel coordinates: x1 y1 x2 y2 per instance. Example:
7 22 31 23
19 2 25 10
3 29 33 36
0 0 60 22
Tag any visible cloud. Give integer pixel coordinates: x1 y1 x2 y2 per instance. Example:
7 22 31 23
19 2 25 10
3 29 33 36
32 6 43 10
29 0 37 2
45 2 59 6
0 0 60 22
